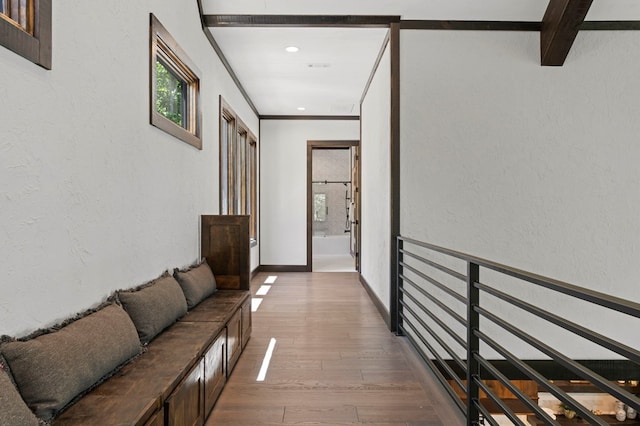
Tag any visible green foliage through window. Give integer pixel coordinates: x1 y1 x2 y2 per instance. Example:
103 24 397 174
155 59 185 127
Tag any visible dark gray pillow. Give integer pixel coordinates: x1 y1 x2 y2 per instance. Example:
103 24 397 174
0 304 141 421
0 363 39 426
174 261 217 309
118 275 188 344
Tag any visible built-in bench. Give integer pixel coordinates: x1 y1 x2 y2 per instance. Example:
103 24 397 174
0 215 253 426
53 290 251 426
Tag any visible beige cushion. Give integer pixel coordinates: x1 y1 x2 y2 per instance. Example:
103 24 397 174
118 275 188 344
0 363 39 426
174 261 217 309
0 304 141 421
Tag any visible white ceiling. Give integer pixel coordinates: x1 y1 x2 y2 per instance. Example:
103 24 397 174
203 0 640 116
211 27 387 116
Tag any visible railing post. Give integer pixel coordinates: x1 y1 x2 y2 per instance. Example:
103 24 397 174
467 262 480 425
396 238 404 335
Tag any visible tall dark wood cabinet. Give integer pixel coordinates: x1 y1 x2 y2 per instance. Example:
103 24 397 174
201 215 250 290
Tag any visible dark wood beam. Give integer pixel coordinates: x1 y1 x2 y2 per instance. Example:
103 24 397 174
581 21 640 30
541 0 593 66
204 15 400 28
260 115 359 121
389 22 401 334
401 20 541 31
360 31 391 105
195 0 260 116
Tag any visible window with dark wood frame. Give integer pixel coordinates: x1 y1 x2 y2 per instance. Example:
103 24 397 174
150 14 201 149
247 135 257 240
219 96 258 243
0 0 51 69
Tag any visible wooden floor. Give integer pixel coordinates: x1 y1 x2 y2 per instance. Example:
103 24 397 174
207 272 464 426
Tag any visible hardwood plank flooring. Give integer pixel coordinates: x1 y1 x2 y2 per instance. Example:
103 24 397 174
207 272 464 425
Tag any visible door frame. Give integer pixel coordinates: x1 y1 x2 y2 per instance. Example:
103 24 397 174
307 140 360 271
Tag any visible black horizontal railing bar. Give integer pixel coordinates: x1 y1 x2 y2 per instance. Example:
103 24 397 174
400 292 466 349
400 274 466 326
477 306 640 411
475 378 527 426
475 330 608 425
402 331 467 414
399 236 640 318
401 320 467 393
400 297 466 353
400 305 467 373
476 281 640 364
400 248 467 282
400 261 467 304
476 404 499 426
476 355 561 425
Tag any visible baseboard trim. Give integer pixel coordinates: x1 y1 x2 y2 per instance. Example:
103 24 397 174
258 265 311 273
359 274 391 329
250 267 259 281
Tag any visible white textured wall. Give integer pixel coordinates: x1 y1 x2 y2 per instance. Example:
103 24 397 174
0 0 257 337
260 120 359 266
400 30 640 358
360 44 391 311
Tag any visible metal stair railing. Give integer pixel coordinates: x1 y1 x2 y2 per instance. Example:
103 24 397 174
397 236 640 426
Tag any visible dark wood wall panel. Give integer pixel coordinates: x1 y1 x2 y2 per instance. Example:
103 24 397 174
541 0 593 66
201 215 250 290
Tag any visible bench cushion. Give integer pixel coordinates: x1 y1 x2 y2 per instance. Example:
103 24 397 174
0 304 141 421
0 363 39 426
118 275 188 344
174 261 217 309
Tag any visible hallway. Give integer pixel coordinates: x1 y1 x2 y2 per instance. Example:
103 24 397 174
207 272 463 425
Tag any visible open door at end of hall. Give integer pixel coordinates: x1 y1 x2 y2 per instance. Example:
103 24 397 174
350 145 360 271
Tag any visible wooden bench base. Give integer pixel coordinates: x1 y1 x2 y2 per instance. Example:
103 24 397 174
53 290 251 426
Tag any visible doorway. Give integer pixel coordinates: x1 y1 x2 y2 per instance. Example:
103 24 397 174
307 140 360 272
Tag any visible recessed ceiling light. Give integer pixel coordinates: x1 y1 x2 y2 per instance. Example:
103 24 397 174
297 107 306 111
285 46 299 53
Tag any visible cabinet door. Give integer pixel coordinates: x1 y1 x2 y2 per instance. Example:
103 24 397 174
165 360 204 426
226 309 242 376
241 297 251 349
204 330 226 416
144 407 164 426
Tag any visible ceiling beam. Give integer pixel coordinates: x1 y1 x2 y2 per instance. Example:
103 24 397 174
260 115 359 121
581 21 640 31
204 15 400 28
195 0 260 116
541 0 593 66
401 20 541 31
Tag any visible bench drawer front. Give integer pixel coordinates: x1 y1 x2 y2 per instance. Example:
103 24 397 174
165 359 204 426
241 297 251 349
144 407 164 426
204 330 226 416
226 309 242 376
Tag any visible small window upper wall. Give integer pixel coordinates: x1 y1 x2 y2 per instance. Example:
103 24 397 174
0 0 52 68
149 13 202 149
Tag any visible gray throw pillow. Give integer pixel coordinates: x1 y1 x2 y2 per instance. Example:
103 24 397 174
0 304 141 421
0 363 39 426
118 275 188 344
174 261 217 309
